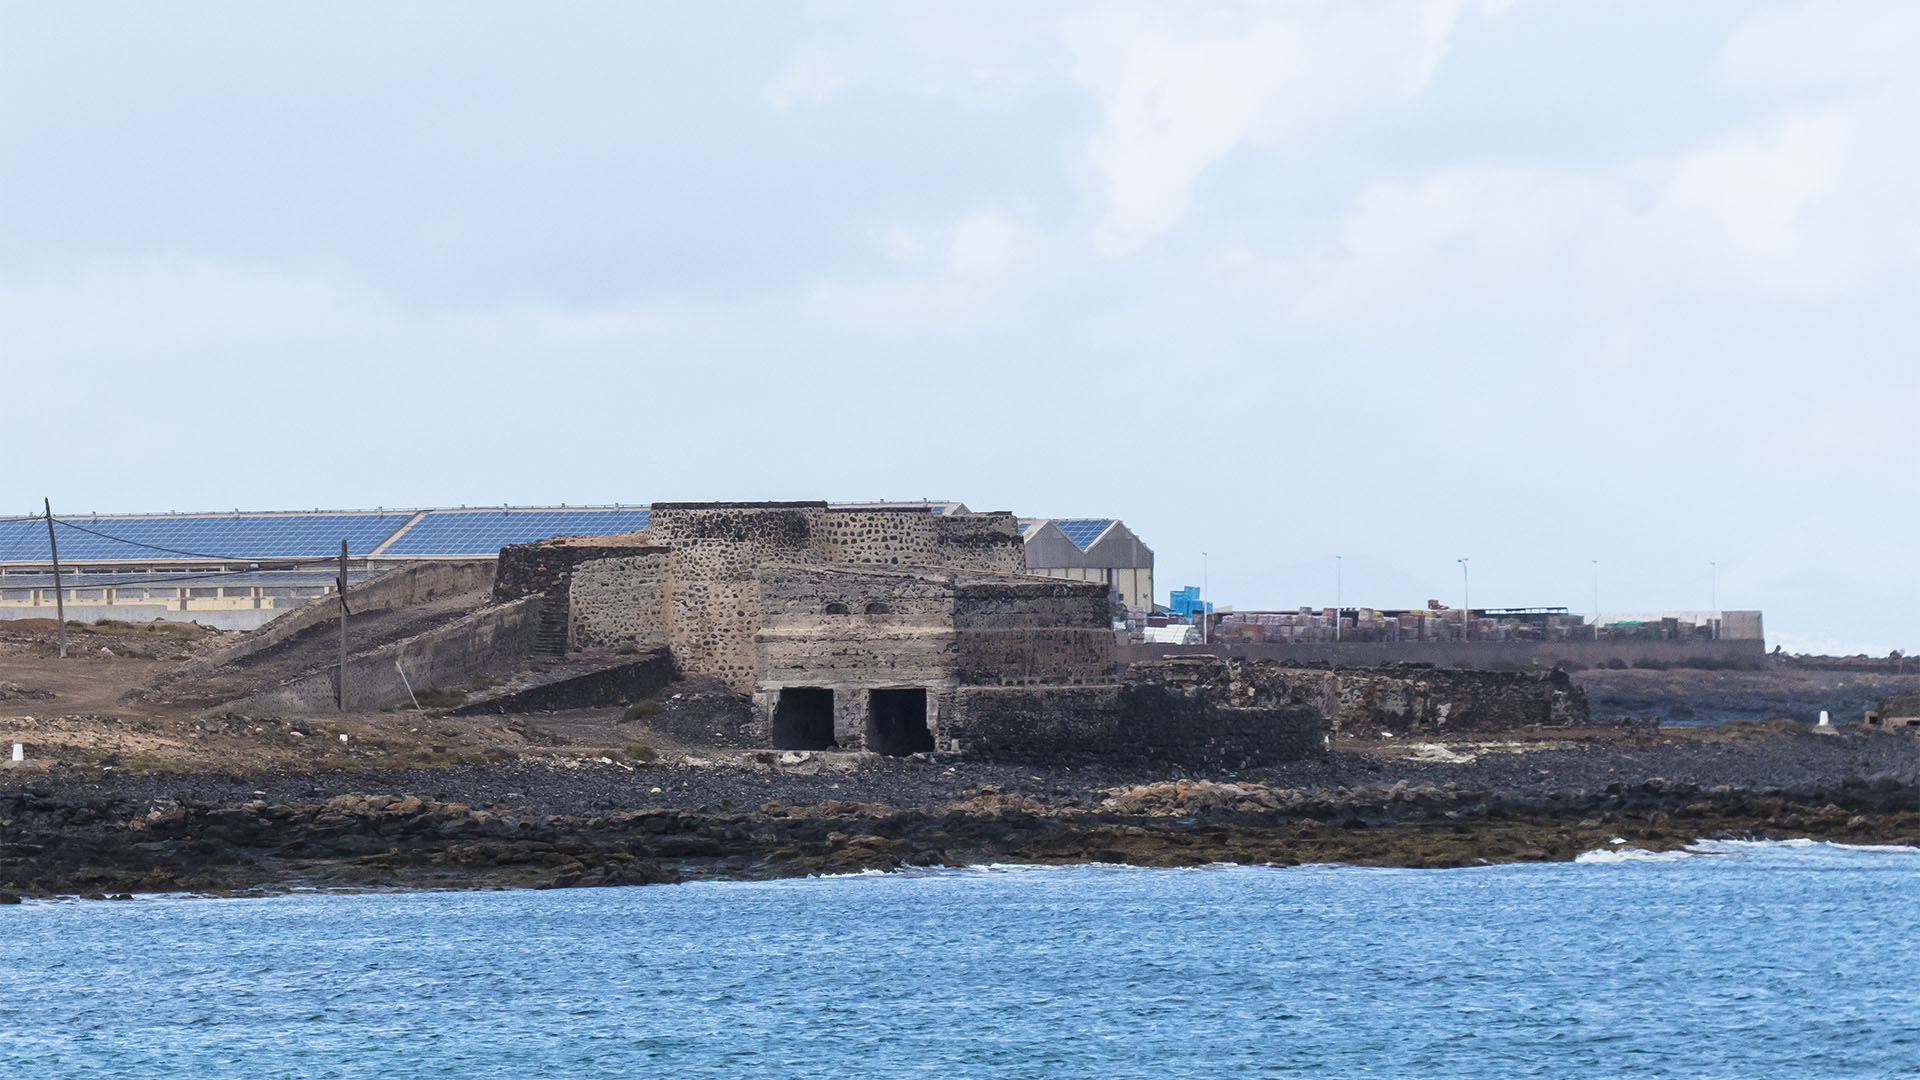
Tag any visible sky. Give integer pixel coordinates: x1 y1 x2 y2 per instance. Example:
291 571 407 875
2 1 1915 654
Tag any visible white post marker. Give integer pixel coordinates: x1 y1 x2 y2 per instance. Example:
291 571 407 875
11 743 22 763
1818 710 1831 727
394 658 425 713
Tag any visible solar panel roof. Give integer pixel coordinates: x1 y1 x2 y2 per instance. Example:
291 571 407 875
1 504 1115 562
0 513 413 563
378 509 652 557
1053 519 1116 551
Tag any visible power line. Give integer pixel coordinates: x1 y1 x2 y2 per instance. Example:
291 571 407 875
0 566 373 590
45 516 351 565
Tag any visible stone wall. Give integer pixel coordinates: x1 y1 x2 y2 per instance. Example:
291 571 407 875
569 553 668 650
224 596 543 714
449 651 675 716
809 507 1027 574
178 561 495 679
943 657 1579 767
647 504 824 691
642 503 1046 693
953 577 1118 686
754 566 960 748
1119 638 1766 671
494 538 662 602
496 504 1109 701
931 514 1027 575
1158 659 1589 734
948 682 1326 770
817 508 941 566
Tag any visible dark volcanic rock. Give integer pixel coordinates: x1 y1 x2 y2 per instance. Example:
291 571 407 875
2 730 1916 897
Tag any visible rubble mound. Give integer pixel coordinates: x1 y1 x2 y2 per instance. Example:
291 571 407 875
0 681 55 702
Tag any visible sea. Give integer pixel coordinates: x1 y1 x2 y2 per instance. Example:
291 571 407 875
3 840 1916 1078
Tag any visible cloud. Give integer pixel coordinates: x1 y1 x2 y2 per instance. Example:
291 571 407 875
1659 107 1882 293
1067 0 1466 254
764 49 850 109
814 208 1045 323
7 3 1920 649
1715 0 1920 92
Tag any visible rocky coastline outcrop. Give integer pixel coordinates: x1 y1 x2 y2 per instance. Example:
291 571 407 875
5 733 1917 899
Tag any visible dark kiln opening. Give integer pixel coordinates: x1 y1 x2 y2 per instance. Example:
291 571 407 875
866 688 932 756
772 687 835 750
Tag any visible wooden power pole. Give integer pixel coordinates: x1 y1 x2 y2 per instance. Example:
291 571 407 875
337 539 349 712
43 498 66 659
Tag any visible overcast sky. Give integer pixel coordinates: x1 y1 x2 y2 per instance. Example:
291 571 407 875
3 1 1915 653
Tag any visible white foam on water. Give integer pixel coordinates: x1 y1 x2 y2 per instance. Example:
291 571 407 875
1686 838 1920 856
1577 838 1920 864
1573 847 1698 864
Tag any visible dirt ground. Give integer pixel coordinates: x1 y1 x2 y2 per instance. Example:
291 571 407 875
3 619 1917 783
0 620 685 776
1573 664 1920 725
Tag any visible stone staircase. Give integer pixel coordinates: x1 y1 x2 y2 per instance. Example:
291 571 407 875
533 582 571 657
448 648 674 716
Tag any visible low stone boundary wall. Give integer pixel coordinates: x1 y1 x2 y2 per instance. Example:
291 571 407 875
1119 638 1765 671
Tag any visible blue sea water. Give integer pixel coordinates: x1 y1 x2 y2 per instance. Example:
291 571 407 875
3 841 1917 1078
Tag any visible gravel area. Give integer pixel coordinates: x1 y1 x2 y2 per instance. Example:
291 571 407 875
9 728 1917 817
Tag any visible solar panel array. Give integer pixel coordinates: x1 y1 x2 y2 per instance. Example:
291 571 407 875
1 505 1114 562
1052 519 1116 551
0 513 414 563
378 509 652 557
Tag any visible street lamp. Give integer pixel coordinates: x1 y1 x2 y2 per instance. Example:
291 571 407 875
1457 558 1470 641
1335 555 1342 643
1201 551 1209 646
1591 559 1599 625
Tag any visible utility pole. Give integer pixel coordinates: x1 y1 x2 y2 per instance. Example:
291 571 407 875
1710 560 1718 640
43 499 66 660
1335 555 1342 643
337 540 349 712
1457 557 1470 642
1591 559 1599 626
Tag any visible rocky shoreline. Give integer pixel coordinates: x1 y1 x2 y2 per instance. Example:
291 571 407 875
5 729 1917 899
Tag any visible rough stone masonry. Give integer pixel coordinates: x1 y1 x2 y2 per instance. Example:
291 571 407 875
485 504 1585 766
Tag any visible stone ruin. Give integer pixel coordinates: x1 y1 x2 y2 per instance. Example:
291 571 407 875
175 501 1590 768
487 502 1587 766
499 501 1274 762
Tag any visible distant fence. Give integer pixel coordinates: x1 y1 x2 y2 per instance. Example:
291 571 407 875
1117 637 1767 670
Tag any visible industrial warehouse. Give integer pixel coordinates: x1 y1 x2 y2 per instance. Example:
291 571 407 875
0 502 1154 631
13 498 1760 764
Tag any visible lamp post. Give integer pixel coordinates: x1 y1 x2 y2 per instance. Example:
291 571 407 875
1457 558 1470 641
1335 555 1342 643
1201 551 1209 646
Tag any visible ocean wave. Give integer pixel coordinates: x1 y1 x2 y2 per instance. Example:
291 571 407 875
1577 838 1920 864
1574 847 1697 863
1685 838 1920 856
